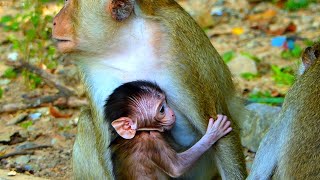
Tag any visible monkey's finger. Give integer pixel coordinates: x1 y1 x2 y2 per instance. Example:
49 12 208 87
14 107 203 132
207 118 214 131
219 115 227 128
223 127 232 136
222 121 231 131
219 115 228 128
214 114 223 127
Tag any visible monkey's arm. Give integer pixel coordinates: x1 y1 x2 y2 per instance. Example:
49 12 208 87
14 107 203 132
73 108 114 180
151 133 211 178
152 116 231 178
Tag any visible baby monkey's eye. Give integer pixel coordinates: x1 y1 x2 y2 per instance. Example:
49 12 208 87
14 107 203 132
159 105 165 114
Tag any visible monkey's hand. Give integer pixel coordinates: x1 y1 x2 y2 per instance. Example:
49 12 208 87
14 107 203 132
203 115 232 146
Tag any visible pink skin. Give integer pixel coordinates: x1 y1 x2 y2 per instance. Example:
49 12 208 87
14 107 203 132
112 96 232 178
204 115 232 146
148 114 232 178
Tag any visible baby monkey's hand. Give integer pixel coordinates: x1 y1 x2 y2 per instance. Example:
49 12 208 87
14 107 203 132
204 114 232 146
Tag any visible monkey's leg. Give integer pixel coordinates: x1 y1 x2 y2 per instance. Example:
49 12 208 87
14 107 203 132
213 130 247 180
247 119 284 180
72 108 114 180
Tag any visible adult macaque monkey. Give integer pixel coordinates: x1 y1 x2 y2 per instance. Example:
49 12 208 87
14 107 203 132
105 81 232 179
248 43 320 180
53 0 247 179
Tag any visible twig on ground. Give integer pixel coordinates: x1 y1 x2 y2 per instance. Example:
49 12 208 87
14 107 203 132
0 151 34 160
22 144 53 151
0 95 88 113
0 94 61 113
6 60 76 96
0 145 52 160
0 60 87 113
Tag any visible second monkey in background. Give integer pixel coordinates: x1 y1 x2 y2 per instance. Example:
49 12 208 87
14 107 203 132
104 81 232 180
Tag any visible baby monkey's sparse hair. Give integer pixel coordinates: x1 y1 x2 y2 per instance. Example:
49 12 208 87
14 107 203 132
104 80 165 123
103 80 232 180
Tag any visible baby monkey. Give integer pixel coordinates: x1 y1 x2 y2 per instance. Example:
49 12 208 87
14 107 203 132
104 81 232 179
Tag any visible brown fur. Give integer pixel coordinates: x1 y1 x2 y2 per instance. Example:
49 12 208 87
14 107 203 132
111 131 175 180
277 43 320 179
53 0 247 179
107 81 232 179
137 1 246 178
248 43 320 180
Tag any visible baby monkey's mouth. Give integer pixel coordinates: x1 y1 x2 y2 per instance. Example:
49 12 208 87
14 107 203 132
163 123 175 131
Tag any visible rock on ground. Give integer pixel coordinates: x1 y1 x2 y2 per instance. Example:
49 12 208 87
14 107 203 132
241 103 281 152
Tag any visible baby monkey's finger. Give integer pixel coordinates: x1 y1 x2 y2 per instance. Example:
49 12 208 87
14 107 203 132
207 118 214 130
219 115 228 128
221 127 232 137
215 114 224 126
222 120 231 131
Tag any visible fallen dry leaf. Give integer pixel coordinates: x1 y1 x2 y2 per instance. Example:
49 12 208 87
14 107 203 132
266 22 297 35
49 106 72 118
248 9 277 22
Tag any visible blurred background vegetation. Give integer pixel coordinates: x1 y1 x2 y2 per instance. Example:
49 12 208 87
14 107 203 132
0 0 319 105
0 0 319 179
0 0 62 90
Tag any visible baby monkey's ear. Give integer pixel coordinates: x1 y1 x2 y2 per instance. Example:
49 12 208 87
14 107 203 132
111 117 137 139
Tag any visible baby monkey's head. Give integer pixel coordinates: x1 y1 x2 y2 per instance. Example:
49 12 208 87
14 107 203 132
104 81 175 139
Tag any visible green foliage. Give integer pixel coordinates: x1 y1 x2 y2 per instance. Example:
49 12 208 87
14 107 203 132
271 65 295 86
240 52 261 63
0 88 3 99
249 90 272 99
303 39 315 47
281 44 303 59
59 124 73 132
23 71 43 89
46 45 58 69
20 120 33 129
1 0 59 88
240 72 258 80
291 45 303 58
3 68 17 79
222 51 235 63
303 40 320 47
0 15 20 31
285 0 310 11
248 90 284 105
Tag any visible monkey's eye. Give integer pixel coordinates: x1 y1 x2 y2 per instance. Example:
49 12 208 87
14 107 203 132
159 105 165 114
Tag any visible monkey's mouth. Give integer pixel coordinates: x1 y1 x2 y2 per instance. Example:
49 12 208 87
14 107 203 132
163 123 175 131
53 38 76 52
56 39 70 42
54 38 72 44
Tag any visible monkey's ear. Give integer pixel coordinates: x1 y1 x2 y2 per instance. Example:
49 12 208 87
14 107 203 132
302 45 319 70
111 117 137 139
109 0 134 21
302 47 315 70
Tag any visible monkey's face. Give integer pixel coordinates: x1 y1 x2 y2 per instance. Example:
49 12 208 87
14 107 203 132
154 97 176 131
52 0 78 53
133 94 176 132
53 0 134 54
